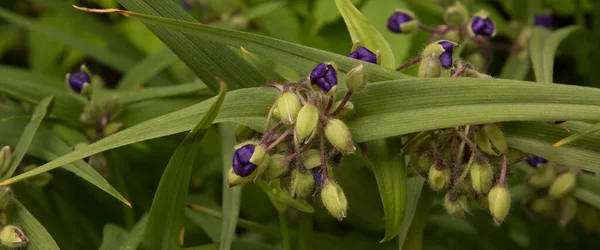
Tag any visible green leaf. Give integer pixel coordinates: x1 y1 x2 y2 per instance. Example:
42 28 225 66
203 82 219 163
578 172 600 194
10 78 600 184
335 0 396 68
117 0 266 92
219 123 241 250
76 6 409 82
99 224 130 250
365 139 407 242
117 47 179 89
239 47 286 82
553 121 600 148
257 181 314 213
400 187 433 250
95 83 211 107
5 199 60 249
397 178 424 248
121 214 148 250
530 26 580 83
0 120 131 206
241 1 287 20
3 96 53 179
500 55 530 80
575 187 600 210
0 7 135 72
141 82 227 249
504 121 600 172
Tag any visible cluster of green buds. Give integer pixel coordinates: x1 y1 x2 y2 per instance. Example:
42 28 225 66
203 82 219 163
67 65 121 175
406 124 514 224
0 188 28 248
521 157 583 227
226 44 375 220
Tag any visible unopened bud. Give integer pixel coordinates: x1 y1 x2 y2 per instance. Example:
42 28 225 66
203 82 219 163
290 169 315 199
416 153 434 172
330 100 355 118
0 225 28 248
295 104 319 140
428 166 450 191
303 149 322 170
0 146 12 176
529 196 555 216
560 197 577 227
466 53 484 69
321 181 348 221
261 154 289 180
230 15 249 30
103 122 123 137
483 124 507 153
235 124 255 141
232 142 267 177
470 161 493 194
0 187 13 210
576 203 599 232
277 92 301 124
444 1 468 26
80 102 102 126
226 168 256 187
23 165 52 187
105 95 119 113
418 54 442 78
443 30 460 42
488 185 511 225
527 164 556 188
324 119 356 153
548 172 576 199
443 193 469 217
345 64 366 92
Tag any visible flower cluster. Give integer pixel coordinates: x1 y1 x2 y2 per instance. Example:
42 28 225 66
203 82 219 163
226 47 375 220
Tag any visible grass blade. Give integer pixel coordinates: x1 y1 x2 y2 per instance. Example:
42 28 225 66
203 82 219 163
2 96 53 179
574 187 600 209
141 82 227 249
219 123 241 250
117 47 179 89
553 121 600 148
397 178 424 248
530 26 580 83
95 83 211 106
5 199 60 249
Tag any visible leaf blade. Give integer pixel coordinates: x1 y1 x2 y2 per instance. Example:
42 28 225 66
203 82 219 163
5 199 60 250
219 123 241 250
553 122 600 148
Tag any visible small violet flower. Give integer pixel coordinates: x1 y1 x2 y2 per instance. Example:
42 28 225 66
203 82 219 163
437 40 456 68
470 12 496 37
525 156 548 168
387 10 418 33
68 71 91 94
534 13 553 29
181 0 194 11
311 168 323 187
233 144 258 177
310 63 337 93
348 46 377 64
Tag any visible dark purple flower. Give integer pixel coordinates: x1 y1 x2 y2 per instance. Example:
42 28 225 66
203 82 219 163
525 156 547 168
534 13 552 29
181 0 193 11
310 63 337 92
438 40 455 68
311 168 323 187
233 144 258 177
387 10 417 33
68 72 90 93
470 15 496 37
348 46 377 64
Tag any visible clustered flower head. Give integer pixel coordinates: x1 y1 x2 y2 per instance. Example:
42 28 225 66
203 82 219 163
226 48 370 220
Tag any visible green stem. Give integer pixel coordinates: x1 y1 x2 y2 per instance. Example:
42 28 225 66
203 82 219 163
298 212 313 250
278 210 292 250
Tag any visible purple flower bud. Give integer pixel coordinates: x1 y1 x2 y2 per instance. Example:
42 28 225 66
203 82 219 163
387 10 417 33
181 0 194 11
311 168 323 187
525 156 547 168
438 40 455 68
534 13 552 29
68 72 91 94
233 144 258 177
470 15 496 37
348 46 377 64
310 63 337 92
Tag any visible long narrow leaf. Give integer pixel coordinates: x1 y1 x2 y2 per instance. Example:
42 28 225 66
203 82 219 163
141 82 227 249
553 121 600 148
3 96 53 179
117 47 179 89
397 178 424 248
5 199 60 249
530 26 580 83
219 123 241 250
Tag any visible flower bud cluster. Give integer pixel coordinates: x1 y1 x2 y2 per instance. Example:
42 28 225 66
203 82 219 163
227 49 373 220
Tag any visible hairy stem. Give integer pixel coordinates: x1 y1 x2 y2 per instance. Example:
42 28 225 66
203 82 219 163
396 56 423 71
330 90 353 117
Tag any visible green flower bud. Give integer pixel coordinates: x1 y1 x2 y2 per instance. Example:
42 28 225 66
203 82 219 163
235 124 255 141
548 172 576 199
466 53 485 70
443 30 460 42
428 166 450 191
476 129 496 155
577 203 599 232
230 15 249 30
0 146 12 177
273 106 282 120
23 165 53 187
527 164 556 188
345 64 366 92
226 168 257 187
290 169 315 199
443 193 470 217
277 92 301 124
0 187 13 210
105 95 119 113
476 194 489 209
321 181 348 221
416 153 434 172
261 154 289 180
560 197 577 227
470 161 493 194
529 196 555 216
103 122 123 137
253 154 271 180
303 149 322 170
324 119 356 153
488 185 511 225
0 225 28 248
418 53 442 78
295 104 319 140
484 124 507 153
80 101 102 126
444 1 468 26
330 100 355 119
